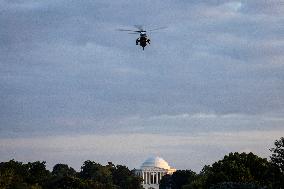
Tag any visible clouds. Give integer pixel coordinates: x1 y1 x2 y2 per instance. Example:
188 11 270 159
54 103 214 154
1 128 283 171
0 0 284 170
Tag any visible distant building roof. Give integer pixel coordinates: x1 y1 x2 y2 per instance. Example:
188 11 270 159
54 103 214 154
141 157 171 170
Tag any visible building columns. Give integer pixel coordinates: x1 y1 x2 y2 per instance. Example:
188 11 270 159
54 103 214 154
141 170 166 185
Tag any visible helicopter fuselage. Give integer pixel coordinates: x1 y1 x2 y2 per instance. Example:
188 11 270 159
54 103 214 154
136 33 150 50
118 25 166 50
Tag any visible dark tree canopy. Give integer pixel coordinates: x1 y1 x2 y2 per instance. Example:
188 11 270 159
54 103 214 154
208 182 259 189
203 152 272 188
159 174 173 189
159 170 197 189
80 160 113 185
52 163 77 177
270 137 284 173
270 137 284 188
168 152 283 189
112 165 143 189
26 161 51 185
0 160 30 189
1 137 284 189
0 160 142 189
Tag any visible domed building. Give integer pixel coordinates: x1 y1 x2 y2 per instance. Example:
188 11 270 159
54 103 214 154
135 157 176 189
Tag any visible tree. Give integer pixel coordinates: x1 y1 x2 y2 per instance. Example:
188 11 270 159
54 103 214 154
0 160 47 189
52 164 77 178
159 170 197 189
201 152 273 188
26 161 51 186
80 160 113 185
172 170 197 189
111 165 143 189
45 176 86 189
0 160 29 189
181 165 213 189
209 182 259 189
270 137 284 173
270 137 284 188
159 174 173 189
0 159 144 189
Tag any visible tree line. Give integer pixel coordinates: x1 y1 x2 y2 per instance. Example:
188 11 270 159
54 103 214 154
160 137 284 189
0 160 143 189
0 137 283 189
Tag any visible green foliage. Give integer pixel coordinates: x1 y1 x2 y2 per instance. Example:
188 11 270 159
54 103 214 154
26 161 51 186
0 160 50 189
173 151 282 189
209 182 259 189
80 160 113 184
52 164 77 178
270 137 284 173
111 165 143 189
159 174 172 189
159 170 197 189
181 174 205 189
0 160 31 189
270 137 284 188
1 137 283 189
45 176 86 189
202 152 272 188
172 170 197 189
0 160 142 189
78 160 142 189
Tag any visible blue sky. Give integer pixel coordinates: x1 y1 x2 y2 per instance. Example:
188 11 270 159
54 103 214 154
0 0 284 171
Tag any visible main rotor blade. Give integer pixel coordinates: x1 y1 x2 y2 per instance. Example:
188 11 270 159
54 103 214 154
134 25 144 31
117 29 135 32
149 26 167 31
134 30 146 33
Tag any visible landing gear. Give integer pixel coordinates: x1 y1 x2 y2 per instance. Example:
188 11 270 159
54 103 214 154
136 37 149 50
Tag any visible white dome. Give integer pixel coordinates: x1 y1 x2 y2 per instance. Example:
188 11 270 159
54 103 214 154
141 157 171 170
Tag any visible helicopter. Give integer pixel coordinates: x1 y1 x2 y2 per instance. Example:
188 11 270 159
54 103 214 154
117 25 166 50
